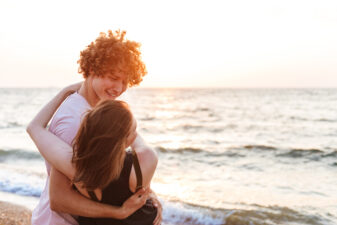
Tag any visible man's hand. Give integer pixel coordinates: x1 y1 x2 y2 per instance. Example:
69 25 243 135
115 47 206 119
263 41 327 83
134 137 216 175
121 188 150 219
149 191 162 225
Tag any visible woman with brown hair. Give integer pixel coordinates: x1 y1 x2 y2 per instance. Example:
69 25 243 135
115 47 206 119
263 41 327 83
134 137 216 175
27 83 158 225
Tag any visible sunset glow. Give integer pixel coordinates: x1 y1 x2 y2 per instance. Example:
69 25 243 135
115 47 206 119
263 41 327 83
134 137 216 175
0 0 336 88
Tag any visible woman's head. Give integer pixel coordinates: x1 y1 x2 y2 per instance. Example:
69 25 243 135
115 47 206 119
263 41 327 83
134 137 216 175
72 100 136 190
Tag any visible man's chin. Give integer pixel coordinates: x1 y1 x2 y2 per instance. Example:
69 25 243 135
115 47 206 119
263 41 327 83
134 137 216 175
102 95 117 101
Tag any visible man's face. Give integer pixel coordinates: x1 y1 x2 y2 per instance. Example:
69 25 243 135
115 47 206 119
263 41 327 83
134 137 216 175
91 71 128 101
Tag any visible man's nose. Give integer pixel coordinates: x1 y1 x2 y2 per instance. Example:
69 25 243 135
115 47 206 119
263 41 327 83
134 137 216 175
111 80 123 95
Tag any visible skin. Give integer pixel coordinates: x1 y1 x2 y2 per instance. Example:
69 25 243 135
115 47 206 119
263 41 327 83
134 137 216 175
82 71 128 107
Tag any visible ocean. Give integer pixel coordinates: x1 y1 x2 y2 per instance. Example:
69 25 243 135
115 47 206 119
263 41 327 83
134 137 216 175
0 88 336 225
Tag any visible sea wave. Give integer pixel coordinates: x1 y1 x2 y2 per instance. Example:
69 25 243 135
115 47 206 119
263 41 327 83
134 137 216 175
139 116 156 121
0 121 23 129
242 144 277 151
315 118 337 122
156 145 337 163
170 124 227 133
221 204 333 225
156 146 245 159
162 201 333 225
162 201 225 225
276 149 325 158
0 168 333 225
192 107 211 112
0 171 43 197
0 171 225 224
0 149 42 161
233 145 337 159
156 146 204 154
3 145 334 164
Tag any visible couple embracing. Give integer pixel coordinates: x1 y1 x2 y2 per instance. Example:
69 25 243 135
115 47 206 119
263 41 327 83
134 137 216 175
27 30 162 225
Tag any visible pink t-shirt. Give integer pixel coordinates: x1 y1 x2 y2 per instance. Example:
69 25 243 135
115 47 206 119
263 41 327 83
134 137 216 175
31 93 91 225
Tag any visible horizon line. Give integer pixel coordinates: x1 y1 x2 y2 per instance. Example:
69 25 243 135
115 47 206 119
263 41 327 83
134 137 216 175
0 86 336 89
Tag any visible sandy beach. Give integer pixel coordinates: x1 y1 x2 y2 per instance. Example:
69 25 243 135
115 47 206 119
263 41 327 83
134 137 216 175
0 201 31 225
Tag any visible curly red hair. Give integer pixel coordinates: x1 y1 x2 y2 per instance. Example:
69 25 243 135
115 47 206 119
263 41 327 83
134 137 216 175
77 30 147 87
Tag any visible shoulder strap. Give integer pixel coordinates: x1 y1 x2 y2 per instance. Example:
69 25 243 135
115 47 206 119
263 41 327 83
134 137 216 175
132 149 143 192
73 184 99 202
88 190 99 202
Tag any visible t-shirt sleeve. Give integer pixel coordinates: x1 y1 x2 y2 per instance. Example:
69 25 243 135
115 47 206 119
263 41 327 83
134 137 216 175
49 115 81 146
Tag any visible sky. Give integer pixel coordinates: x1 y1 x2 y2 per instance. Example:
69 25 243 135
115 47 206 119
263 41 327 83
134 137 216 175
0 0 336 88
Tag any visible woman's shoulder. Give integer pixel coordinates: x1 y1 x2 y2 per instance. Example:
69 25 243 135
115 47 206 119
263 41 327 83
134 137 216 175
130 147 158 191
136 147 158 170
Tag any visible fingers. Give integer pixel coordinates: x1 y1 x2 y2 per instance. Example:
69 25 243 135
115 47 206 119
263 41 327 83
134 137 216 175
147 192 163 225
138 192 149 205
134 187 146 197
153 198 162 225
153 215 160 225
153 206 162 225
135 188 150 199
151 195 162 209
133 188 149 206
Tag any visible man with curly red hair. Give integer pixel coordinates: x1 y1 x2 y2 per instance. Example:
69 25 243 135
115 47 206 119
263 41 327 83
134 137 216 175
31 30 162 225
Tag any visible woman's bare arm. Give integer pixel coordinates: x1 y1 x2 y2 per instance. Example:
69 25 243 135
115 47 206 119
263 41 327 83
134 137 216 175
131 133 162 225
131 133 158 189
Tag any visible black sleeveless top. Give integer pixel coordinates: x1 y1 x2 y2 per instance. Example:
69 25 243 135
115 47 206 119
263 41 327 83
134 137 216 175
78 151 157 225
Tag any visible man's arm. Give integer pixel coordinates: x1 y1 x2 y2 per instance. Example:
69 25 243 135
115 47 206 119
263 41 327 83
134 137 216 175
49 168 149 219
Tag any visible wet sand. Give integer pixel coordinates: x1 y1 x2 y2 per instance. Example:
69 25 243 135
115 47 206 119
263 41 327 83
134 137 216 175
0 201 31 225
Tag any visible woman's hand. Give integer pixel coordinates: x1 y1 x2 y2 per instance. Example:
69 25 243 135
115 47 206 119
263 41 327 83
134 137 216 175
149 191 162 225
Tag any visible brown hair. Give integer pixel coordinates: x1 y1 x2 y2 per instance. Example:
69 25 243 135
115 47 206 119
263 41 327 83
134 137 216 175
77 30 147 87
72 100 133 190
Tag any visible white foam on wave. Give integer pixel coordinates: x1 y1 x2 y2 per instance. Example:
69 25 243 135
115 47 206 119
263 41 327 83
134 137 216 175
0 168 227 225
0 169 44 197
161 200 225 225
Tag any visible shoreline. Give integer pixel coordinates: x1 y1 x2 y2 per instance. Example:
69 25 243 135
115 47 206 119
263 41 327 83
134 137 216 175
0 201 31 225
0 191 39 211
